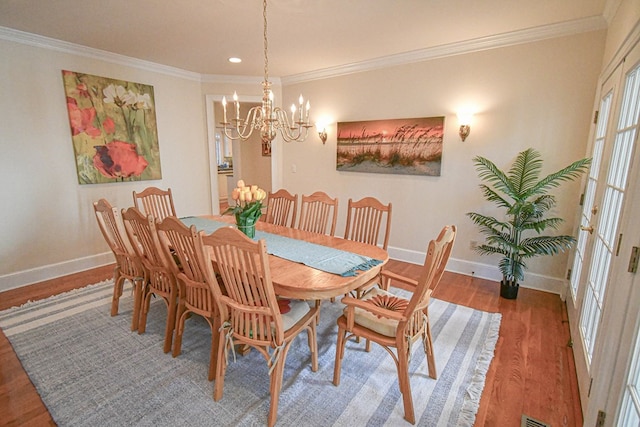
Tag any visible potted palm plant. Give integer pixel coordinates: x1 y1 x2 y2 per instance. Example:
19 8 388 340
467 148 591 299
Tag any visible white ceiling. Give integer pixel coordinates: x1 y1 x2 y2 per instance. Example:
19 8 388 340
0 0 610 78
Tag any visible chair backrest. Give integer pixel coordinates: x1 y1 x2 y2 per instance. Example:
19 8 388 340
343 197 392 250
265 189 298 228
198 227 285 346
93 198 139 271
156 217 215 314
121 207 169 273
132 186 176 221
297 191 338 236
404 225 456 327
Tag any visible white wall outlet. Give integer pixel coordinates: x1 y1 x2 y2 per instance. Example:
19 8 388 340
291 164 297 173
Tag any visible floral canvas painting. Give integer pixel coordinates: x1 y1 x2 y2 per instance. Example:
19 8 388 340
337 116 444 176
62 70 162 184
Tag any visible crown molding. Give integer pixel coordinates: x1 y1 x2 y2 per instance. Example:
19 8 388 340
200 73 281 86
1 15 606 87
282 15 607 85
0 26 202 81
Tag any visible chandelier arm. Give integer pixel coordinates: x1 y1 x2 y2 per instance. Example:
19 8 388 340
223 107 263 141
273 109 311 142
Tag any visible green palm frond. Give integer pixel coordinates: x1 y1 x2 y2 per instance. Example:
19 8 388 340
480 185 513 210
499 257 527 282
520 217 564 233
508 148 542 196
523 157 591 199
485 230 516 247
532 194 556 210
475 244 509 257
467 212 509 230
473 156 517 198
519 235 576 257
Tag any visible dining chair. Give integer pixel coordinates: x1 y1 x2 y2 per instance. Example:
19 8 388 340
122 207 178 354
333 225 456 425
156 216 220 381
198 226 319 427
93 199 146 331
132 186 176 221
297 191 338 236
264 188 298 228
343 196 392 299
343 196 392 250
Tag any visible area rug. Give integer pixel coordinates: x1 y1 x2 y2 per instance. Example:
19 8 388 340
0 280 501 426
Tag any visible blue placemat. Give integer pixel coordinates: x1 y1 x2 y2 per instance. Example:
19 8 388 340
181 217 383 277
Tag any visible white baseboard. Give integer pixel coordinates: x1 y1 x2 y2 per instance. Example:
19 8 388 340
388 245 567 296
0 252 114 293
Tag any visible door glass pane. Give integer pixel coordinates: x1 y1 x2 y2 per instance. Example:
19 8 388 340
619 323 640 426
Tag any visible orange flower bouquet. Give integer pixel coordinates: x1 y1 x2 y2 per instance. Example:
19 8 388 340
223 179 267 238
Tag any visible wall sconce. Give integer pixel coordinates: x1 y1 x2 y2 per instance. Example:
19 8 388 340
316 122 328 144
457 111 473 142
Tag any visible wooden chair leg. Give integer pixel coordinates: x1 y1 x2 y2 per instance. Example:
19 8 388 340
172 303 187 357
397 347 416 425
268 356 286 427
137 292 152 334
207 317 221 381
333 325 347 386
424 321 437 379
163 298 177 354
213 330 227 401
130 278 144 331
308 321 318 372
111 274 124 317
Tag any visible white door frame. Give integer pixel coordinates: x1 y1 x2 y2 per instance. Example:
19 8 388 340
204 94 274 214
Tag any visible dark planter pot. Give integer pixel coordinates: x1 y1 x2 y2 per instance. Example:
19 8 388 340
500 281 519 299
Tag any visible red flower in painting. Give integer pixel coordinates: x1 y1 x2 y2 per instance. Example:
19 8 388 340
67 99 101 137
76 83 90 98
103 116 115 134
93 140 148 179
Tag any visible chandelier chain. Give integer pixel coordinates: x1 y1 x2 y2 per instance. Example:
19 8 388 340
263 0 268 83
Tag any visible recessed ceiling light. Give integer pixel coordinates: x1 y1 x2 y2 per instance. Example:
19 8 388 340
228 57 242 64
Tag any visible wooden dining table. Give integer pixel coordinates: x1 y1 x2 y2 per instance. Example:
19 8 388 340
194 215 389 300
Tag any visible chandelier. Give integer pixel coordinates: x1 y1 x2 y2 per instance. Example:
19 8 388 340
220 0 313 144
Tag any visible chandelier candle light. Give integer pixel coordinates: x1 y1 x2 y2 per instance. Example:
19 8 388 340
221 0 313 145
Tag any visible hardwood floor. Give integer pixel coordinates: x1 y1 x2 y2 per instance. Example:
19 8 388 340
0 261 581 426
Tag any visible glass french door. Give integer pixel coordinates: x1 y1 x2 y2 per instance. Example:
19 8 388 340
568 46 640 407
618 306 640 425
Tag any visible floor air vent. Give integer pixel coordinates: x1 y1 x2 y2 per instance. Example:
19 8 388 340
521 414 550 427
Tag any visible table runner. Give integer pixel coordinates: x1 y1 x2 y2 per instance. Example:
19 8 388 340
181 216 383 277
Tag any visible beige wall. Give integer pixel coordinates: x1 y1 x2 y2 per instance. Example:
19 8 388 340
281 30 607 292
0 38 210 289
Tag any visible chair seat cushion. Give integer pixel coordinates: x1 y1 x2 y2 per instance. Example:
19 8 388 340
350 288 409 337
282 299 311 331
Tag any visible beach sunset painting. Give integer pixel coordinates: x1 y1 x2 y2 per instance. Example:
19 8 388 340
337 116 444 176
